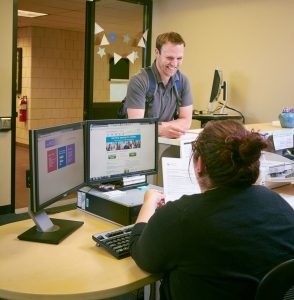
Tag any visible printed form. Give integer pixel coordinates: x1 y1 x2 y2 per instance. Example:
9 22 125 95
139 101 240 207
162 157 201 202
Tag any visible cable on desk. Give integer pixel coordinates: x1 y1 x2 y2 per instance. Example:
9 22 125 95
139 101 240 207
218 102 246 124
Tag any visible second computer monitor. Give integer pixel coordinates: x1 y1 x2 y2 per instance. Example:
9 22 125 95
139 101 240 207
86 118 158 187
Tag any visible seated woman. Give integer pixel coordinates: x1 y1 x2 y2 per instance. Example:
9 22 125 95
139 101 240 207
130 119 294 300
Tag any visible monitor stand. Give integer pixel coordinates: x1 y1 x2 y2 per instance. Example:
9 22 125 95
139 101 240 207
18 210 84 244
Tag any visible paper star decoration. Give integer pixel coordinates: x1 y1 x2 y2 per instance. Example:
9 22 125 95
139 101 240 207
97 47 106 58
123 34 131 44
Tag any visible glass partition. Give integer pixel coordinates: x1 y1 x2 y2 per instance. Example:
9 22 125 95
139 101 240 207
84 0 152 120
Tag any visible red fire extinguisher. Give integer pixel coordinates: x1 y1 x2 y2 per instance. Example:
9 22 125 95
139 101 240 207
19 96 27 122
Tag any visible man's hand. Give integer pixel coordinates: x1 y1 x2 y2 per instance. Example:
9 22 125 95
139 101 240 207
159 123 186 139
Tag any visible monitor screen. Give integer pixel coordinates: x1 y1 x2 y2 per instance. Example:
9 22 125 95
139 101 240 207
30 122 85 212
18 122 85 244
86 118 158 186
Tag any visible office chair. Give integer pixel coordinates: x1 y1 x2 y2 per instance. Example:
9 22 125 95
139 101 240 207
255 259 294 300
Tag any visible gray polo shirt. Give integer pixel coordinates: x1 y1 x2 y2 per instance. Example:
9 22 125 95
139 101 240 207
125 62 193 122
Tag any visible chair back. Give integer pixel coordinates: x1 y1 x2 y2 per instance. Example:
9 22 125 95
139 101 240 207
255 259 294 300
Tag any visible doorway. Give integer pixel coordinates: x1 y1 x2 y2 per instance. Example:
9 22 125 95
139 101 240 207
15 0 87 210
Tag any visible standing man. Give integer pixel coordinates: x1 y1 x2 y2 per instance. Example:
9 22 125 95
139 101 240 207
125 32 194 138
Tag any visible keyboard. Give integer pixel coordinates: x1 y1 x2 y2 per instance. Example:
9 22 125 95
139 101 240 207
92 224 134 259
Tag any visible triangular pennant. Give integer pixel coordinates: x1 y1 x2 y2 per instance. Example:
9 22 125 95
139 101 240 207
127 51 135 64
114 53 122 64
137 37 146 48
94 23 104 35
142 29 148 41
100 34 109 46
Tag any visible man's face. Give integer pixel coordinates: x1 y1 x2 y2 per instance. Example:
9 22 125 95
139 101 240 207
155 42 184 80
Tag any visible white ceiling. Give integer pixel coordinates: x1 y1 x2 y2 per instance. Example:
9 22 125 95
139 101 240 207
18 0 87 32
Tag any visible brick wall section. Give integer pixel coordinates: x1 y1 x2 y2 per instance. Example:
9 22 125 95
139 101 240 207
16 27 84 144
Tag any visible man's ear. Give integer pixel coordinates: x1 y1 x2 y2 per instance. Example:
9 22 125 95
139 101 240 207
154 48 159 58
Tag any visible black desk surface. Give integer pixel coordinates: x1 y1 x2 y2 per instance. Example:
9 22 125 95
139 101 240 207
192 113 243 121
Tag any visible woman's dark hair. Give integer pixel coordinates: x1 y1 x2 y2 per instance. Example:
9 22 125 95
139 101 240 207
192 120 268 187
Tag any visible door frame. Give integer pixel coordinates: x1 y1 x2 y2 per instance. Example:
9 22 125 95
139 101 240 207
0 0 17 214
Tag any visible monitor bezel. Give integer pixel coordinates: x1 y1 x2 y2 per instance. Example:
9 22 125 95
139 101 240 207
29 122 86 214
209 69 223 103
85 118 158 186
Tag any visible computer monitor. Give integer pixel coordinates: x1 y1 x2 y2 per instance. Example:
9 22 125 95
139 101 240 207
18 122 85 244
86 118 158 189
207 69 228 114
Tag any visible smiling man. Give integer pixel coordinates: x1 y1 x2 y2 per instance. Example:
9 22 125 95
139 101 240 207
125 32 194 138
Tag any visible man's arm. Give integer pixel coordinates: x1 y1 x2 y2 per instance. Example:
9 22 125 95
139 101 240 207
159 104 193 138
128 105 193 139
127 108 145 119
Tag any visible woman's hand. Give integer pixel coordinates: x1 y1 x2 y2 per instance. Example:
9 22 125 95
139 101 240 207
136 189 165 223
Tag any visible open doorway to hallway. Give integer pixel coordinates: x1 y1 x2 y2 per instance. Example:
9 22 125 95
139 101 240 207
15 0 86 210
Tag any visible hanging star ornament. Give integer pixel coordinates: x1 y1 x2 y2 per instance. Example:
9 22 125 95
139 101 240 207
97 47 106 58
123 34 131 44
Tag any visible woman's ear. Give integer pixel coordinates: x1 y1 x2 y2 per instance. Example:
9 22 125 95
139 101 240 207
195 155 205 175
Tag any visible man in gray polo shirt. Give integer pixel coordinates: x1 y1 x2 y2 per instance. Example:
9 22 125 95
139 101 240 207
125 32 193 138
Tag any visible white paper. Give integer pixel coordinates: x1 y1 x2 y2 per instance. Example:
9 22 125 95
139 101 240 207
273 129 294 150
162 157 201 202
180 140 193 159
110 83 128 102
279 193 294 208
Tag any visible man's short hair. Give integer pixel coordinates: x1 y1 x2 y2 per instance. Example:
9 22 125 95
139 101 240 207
156 32 186 53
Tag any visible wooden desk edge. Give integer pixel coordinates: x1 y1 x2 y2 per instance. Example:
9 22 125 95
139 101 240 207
0 274 162 300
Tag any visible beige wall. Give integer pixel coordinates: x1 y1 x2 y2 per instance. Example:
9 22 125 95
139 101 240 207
16 27 84 144
153 0 294 124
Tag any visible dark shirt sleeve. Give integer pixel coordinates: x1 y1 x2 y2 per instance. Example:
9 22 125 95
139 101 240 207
125 70 148 109
180 73 194 107
130 202 182 274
